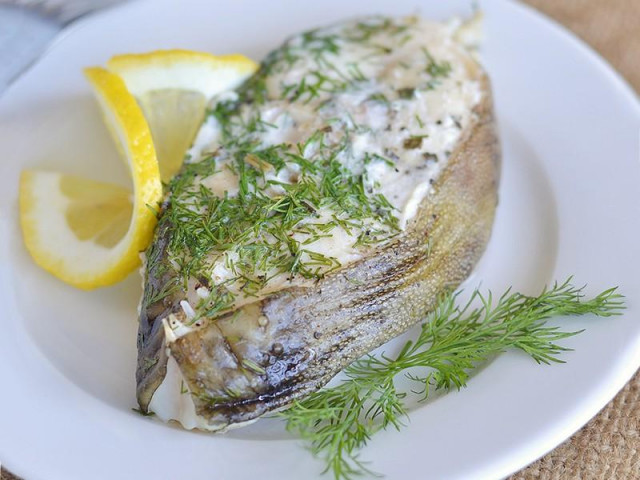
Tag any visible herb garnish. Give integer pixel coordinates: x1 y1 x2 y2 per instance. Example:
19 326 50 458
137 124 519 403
403 135 427 149
423 47 452 78
155 110 400 318
280 279 624 479
161 141 399 316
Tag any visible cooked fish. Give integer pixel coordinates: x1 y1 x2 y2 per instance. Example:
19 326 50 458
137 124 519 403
136 15 500 431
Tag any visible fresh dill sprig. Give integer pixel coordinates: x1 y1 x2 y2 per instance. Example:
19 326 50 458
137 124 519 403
280 279 624 480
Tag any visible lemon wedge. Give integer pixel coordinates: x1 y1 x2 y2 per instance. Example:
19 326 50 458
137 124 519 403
19 67 162 290
19 50 257 290
108 50 258 181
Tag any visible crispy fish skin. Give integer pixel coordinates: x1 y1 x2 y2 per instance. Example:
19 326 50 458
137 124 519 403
136 70 500 427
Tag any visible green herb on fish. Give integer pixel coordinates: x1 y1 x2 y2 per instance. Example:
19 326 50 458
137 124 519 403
422 47 452 78
150 18 451 314
158 121 400 319
280 279 625 480
345 17 412 43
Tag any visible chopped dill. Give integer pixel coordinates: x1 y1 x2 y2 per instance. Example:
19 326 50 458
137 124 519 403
142 16 458 318
281 280 625 479
156 114 399 318
397 87 415 99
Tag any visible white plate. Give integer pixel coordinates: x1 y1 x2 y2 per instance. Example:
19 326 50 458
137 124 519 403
1 1 639 479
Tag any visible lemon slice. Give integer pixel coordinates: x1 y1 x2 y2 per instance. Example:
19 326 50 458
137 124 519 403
108 50 258 181
19 67 162 290
19 50 257 290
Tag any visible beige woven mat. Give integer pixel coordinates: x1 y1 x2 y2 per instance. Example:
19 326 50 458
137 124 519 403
2 1 639 479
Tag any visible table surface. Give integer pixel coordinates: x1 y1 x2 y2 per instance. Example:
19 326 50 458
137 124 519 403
1 0 638 479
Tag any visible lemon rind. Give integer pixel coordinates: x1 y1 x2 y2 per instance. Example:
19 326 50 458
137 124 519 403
107 50 258 98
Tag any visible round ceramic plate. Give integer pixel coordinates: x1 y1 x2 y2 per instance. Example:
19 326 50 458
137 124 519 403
1 1 639 479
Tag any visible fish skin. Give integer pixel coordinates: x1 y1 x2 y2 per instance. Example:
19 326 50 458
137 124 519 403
135 22 501 428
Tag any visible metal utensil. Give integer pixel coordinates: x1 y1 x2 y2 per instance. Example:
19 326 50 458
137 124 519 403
0 0 126 95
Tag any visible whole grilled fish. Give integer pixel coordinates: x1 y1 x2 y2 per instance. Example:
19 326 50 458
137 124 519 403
136 16 500 431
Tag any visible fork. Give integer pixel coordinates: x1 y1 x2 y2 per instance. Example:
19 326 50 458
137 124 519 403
0 0 127 95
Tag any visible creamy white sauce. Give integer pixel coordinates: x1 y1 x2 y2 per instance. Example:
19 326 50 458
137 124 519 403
150 15 484 427
183 17 482 304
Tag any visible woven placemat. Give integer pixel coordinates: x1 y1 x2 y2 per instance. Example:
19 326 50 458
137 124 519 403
2 1 638 479
523 0 640 93
509 371 640 479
